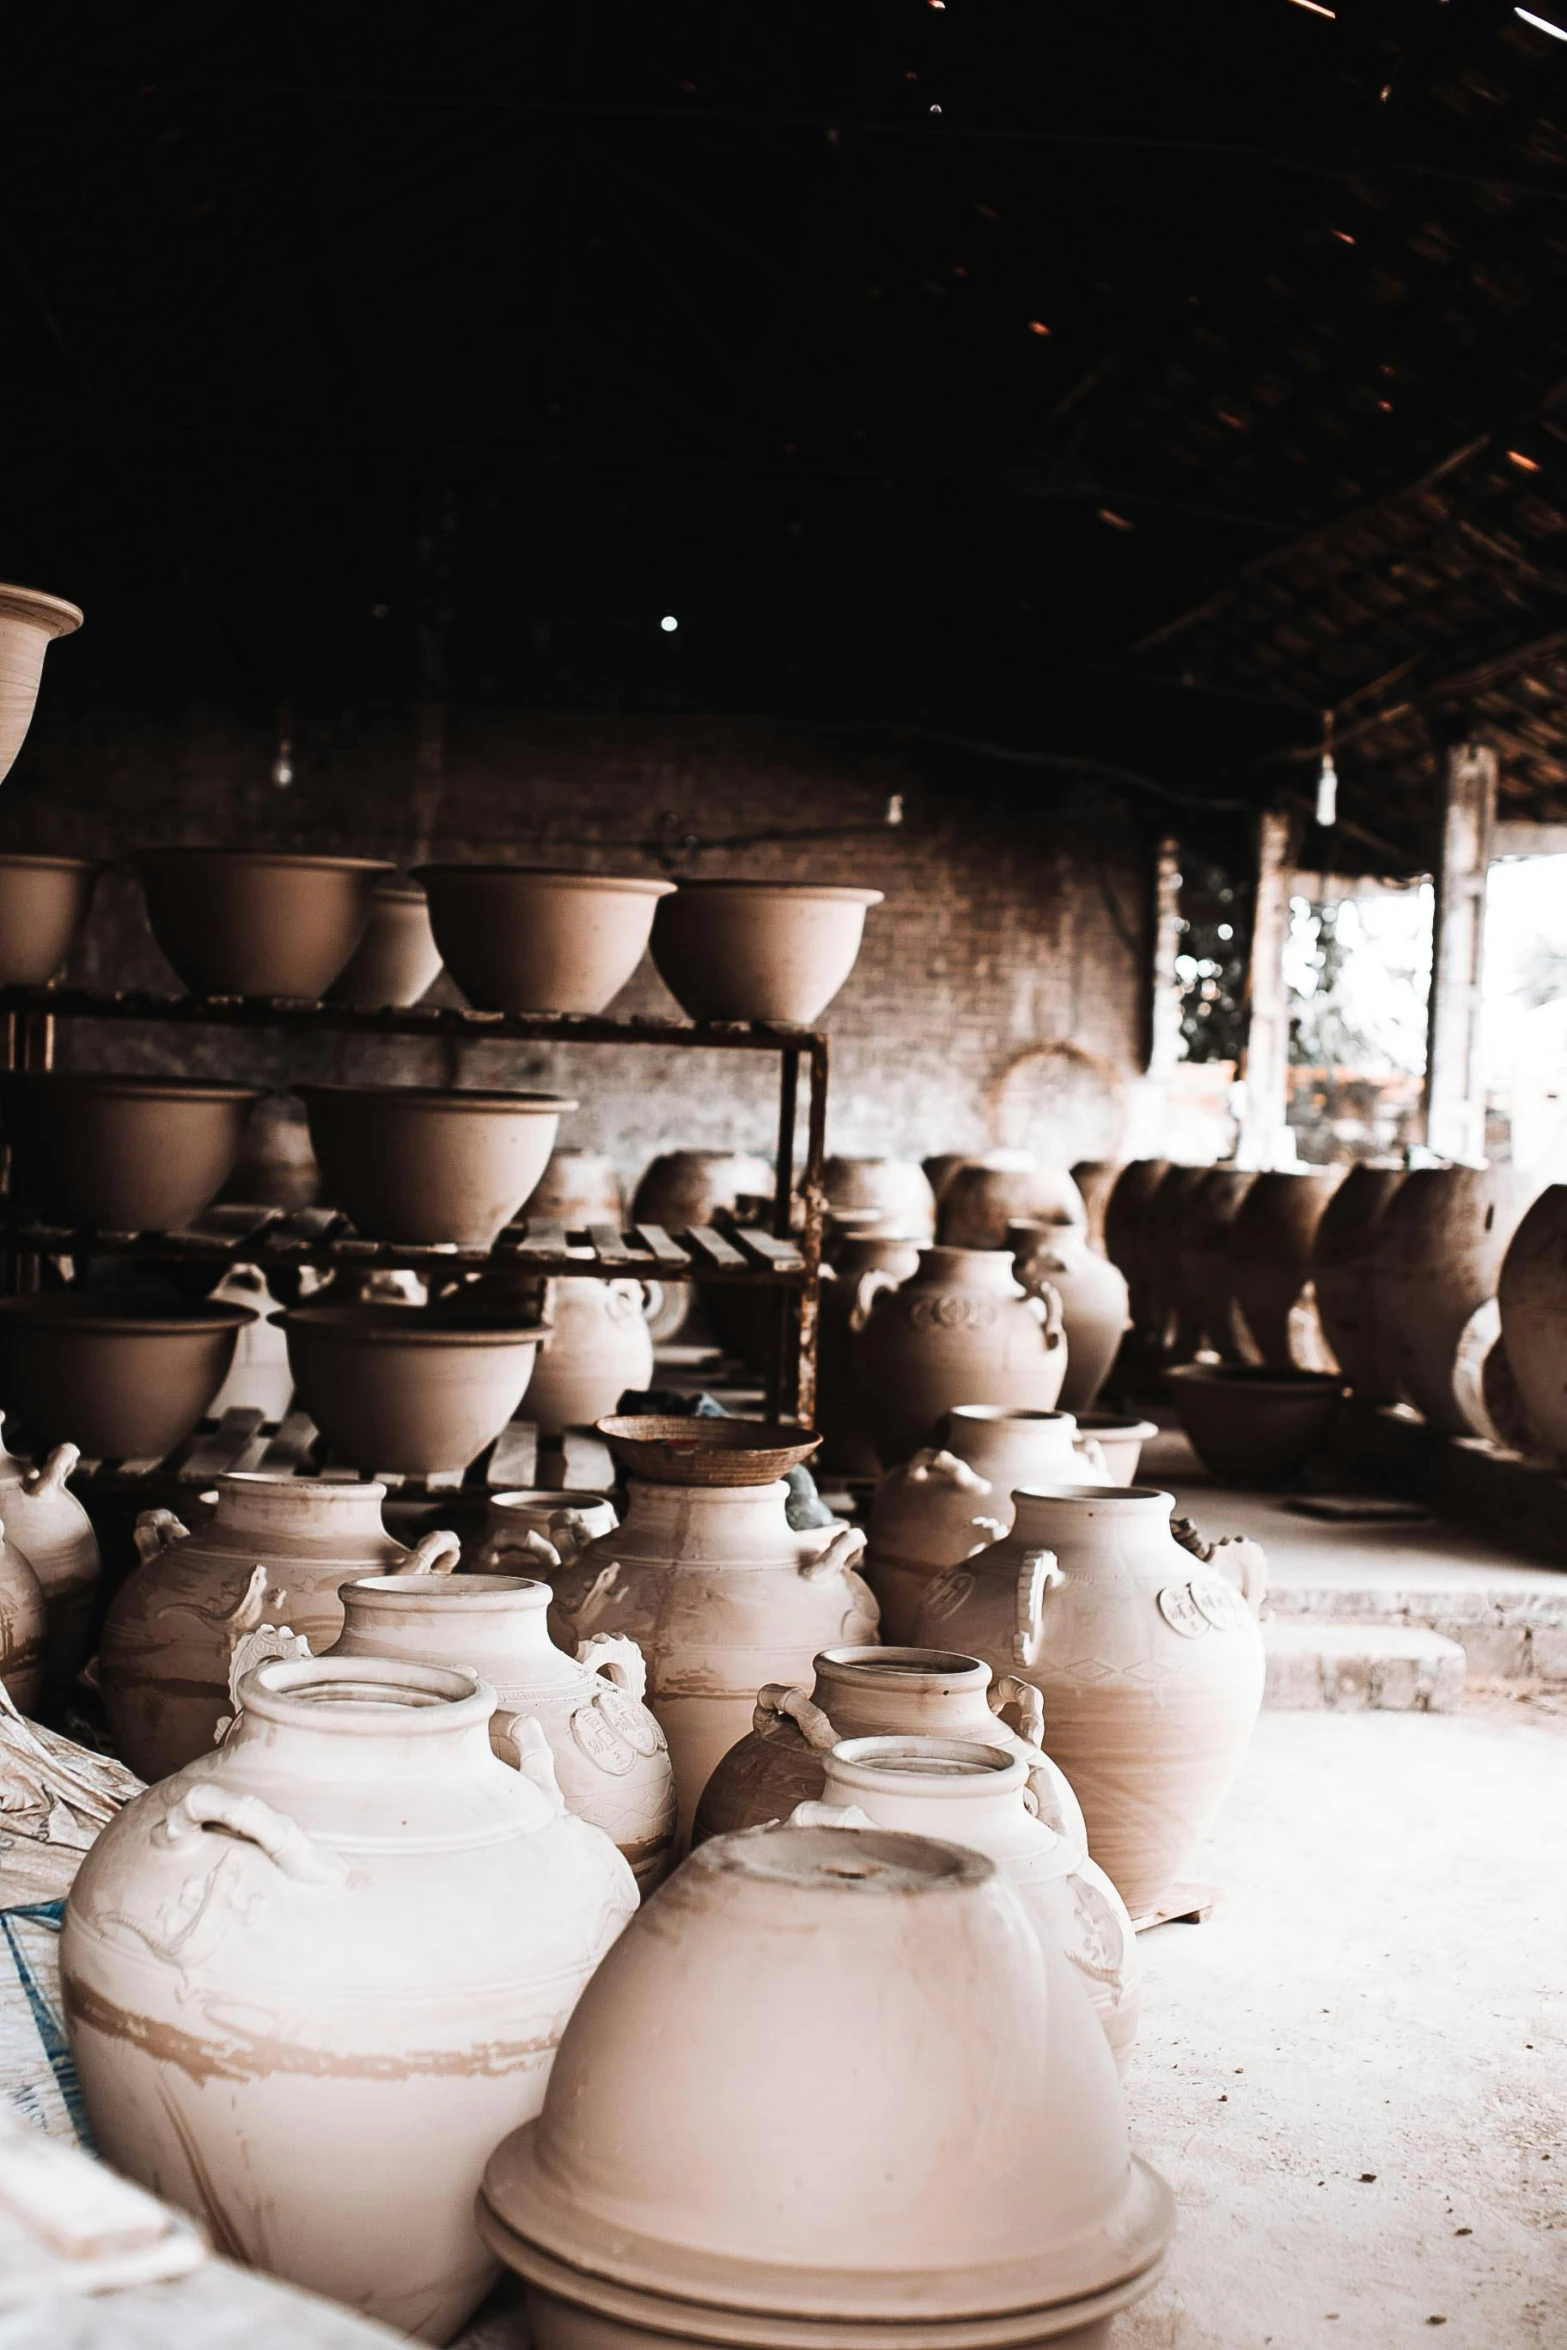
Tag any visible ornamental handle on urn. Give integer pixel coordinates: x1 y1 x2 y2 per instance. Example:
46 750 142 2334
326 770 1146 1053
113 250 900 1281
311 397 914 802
492 1711 568 1819
755 1681 840 1751
850 1264 902 1334
133 1508 190 1567
485 1526 565 1575
787 1800 878 1831
797 1524 868 1583
1015 1262 1066 1351
27 1441 81 1499
576 1632 648 1705
989 1670 1046 1748
157 1781 341 1886
1015 1548 1062 1664
389 1530 463 1577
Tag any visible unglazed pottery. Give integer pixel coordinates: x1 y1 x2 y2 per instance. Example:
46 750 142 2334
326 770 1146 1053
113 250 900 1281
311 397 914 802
300 1084 574 1248
1073 1412 1158 1485
0 583 82 784
99 1472 442 1780
794 1736 1140 2078
815 1233 921 1474
1375 1166 1526 1435
0 1295 252 1459
333 1572 676 1893
1176 1167 1258 1359
629 1147 777 1231
0 1415 99 1711
1311 1164 1407 1401
914 1484 1266 1918
1498 1183 1567 1458
64 1654 638 2341
1102 1157 1170 1338
691 1640 1085 1852
470 1488 619 1576
938 1153 1088 1250
1167 1363 1346 1485
1138 1164 1209 1353
324 882 443 1007
854 1245 1067 1466
650 881 883 1024
221 1091 322 1210
530 1150 624 1228
1010 1220 1129 1410
523 1277 653 1437
204 1262 295 1422
416 866 675 1015
1 1073 262 1232
0 853 98 984
1228 1168 1347 1371
279 1303 547 1475
1071 1159 1122 1250
596 1414 821 1485
139 850 393 999
0 1520 45 1714
479 1823 1171 2347
548 1478 879 1841
822 1154 936 1240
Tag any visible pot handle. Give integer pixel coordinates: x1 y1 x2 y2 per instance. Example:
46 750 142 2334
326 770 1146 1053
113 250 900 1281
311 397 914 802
754 1681 840 1750
26 1442 81 1500
483 1526 564 1575
133 1507 189 1567
989 1670 1046 1749
798 1524 868 1583
788 1800 878 1831
159 1783 341 1885
905 1446 991 1496
1072 1435 1110 1479
1015 1548 1061 1664
1210 1534 1269 1616
389 1530 463 1577
576 1632 647 1703
547 1508 602 1562
1018 1270 1066 1350
849 1263 901 1334
491 1711 567 1815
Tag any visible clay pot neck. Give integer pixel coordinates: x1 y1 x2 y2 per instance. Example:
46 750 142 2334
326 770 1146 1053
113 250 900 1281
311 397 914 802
811 1646 999 1738
342 1571 556 1645
211 1472 393 1546
823 1737 1033 1842
944 1407 1079 1484
1008 1483 1177 1565
227 1655 519 1803
622 1476 795 1524
911 1247 1022 1295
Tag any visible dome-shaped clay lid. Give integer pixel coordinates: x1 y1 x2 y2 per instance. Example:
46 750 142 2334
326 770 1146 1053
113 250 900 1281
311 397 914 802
482 1821 1171 2323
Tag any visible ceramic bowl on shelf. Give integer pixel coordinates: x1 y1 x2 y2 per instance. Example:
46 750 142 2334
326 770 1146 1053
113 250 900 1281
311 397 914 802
297 1084 576 1248
138 849 393 999
595 1414 822 1485
279 1302 549 1476
1 1072 262 1231
0 852 99 984
0 583 83 785
323 880 443 1008
0 1295 254 1459
415 866 675 1015
650 881 883 1024
1166 1362 1347 1485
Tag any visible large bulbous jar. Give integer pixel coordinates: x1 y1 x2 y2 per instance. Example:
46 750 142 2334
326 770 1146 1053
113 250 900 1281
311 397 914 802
937 1152 1087 1250
796 1735 1140 2079
0 1515 46 1715
1498 1184 1567 1458
815 1234 920 1475
332 1571 676 1894
1102 1157 1170 1339
1375 1166 1526 1434
1312 1164 1406 1401
547 1479 879 1844
914 1484 1265 1919
854 1245 1067 1466
99 1473 448 1782
1176 1168 1258 1359
0 1413 99 1711
1138 1164 1210 1353
63 1655 636 2343
1009 1219 1129 1409
1228 1168 1346 1371
521 1275 653 1437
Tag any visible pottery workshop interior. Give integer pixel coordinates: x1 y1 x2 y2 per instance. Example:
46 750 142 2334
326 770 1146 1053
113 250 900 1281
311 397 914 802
4 6 1567 2346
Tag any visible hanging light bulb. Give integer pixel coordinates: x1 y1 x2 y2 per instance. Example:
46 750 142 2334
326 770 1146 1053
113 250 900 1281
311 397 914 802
1315 711 1337 829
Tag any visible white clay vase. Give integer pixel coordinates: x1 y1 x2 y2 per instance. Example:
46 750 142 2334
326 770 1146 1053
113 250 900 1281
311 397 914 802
853 1245 1068 1466
331 1569 676 1896
547 1478 879 1845
467 1487 619 1576
792 1734 1140 2079
522 1275 654 1438
1009 1220 1130 1411
63 1654 638 2343
914 1483 1266 1920
0 1413 99 1711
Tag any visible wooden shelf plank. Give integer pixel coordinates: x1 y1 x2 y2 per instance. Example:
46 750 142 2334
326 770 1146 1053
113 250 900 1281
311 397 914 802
684 1224 747 1269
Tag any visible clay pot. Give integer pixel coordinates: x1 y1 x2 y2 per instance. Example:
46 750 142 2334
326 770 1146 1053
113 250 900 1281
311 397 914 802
0 584 82 784
324 882 443 1007
299 1084 575 1247
1102 1157 1170 1338
1311 1165 1407 1402
1138 1164 1209 1352
853 1245 1067 1467
0 1415 98 1712
822 1154 936 1240
0 1295 252 1459
280 1304 548 1475
0 853 98 984
99 1471 439 1781
1176 1168 1258 1359
692 1640 1084 1852
914 1483 1265 1918
0 1519 45 1714
922 1150 969 1203
1073 1412 1158 1485
333 1571 675 1894
139 850 393 999
1228 1169 1347 1370
219 1092 322 1210
630 1147 776 1230
1375 1166 1525 1435
478 1822 1171 2348
815 1234 921 1475
529 1151 623 1228
64 1653 637 2342
548 1477 879 1843
1010 1220 1129 1410
522 1276 653 1437
1498 1184 1567 1459
795 1737 1140 2079
416 866 675 1015
1071 1159 1121 1250
469 1488 619 1576
1 1073 262 1232
937 1152 1088 1249
1167 1364 1346 1485
651 881 882 1024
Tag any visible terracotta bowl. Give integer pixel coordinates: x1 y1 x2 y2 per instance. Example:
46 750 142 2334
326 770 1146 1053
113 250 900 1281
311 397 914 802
280 1303 548 1475
324 882 443 1008
138 850 393 999
0 1295 253 1458
2 1073 262 1231
650 882 883 1024
595 1414 822 1485
298 1085 577 1247
1073 1412 1158 1486
1167 1364 1346 1486
0 853 99 985
0 584 83 786
415 866 675 1015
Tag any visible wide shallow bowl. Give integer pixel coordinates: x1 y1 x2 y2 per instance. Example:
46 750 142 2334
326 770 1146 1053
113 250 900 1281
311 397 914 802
0 584 83 785
323 881 443 1007
595 1414 821 1485
2 1072 262 1231
1072 1413 1158 1486
1167 1363 1346 1485
139 849 393 998
415 866 675 1015
480 1822 1171 2341
0 852 99 984
651 882 883 1025
0 1295 252 1458
280 1303 548 1475
298 1085 576 1247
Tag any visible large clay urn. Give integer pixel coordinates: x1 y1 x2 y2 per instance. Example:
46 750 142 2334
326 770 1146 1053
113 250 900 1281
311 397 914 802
815 1233 920 1475
853 1245 1067 1467
0 853 98 984
1312 1165 1407 1401
1010 1219 1129 1409
469 1487 619 1575
324 881 443 1007
1498 1184 1567 1459
937 1151 1087 1249
0 583 82 784
0 1416 99 1711
822 1154 936 1240
415 867 675 1015
521 1276 653 1437
1101 1157 1170 1336
64 1653 637 2343
1228 1168 1347 1370
1138 1165 1209 1353
1375 1166 1525 1435
547 1478 879 1843
1176 1167 1258 1359
795 1737 1140 2079
1071 1159 1122 1250
0 1520 45 1715
99 1472 445 1781
332 1571 676 1895
914 1484 1266 1918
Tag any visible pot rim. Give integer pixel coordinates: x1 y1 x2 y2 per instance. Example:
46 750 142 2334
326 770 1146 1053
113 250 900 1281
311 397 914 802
0 583 83 636
1166 1364 1347 1396
0 1295 255 1334
344 1570 549 1608
296 1083 578 1114
0 850 99 874
490 1487 615 1509
1 1072 264 1103
237 1650 493 1732
827 1736 1025 1791
138 849 396 876
1071 1413 1158 1439
219 1468 389 1502
1012 1482 1176 1508
412 863 676 895
949 1405 1076 1428
660 881 884 905
277 1305 550 1349
816 1644 992 1686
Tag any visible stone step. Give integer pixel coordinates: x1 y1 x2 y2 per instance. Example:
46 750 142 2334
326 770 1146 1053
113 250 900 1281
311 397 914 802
1266 1585 1567 1681
1263 1619 1467 1714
